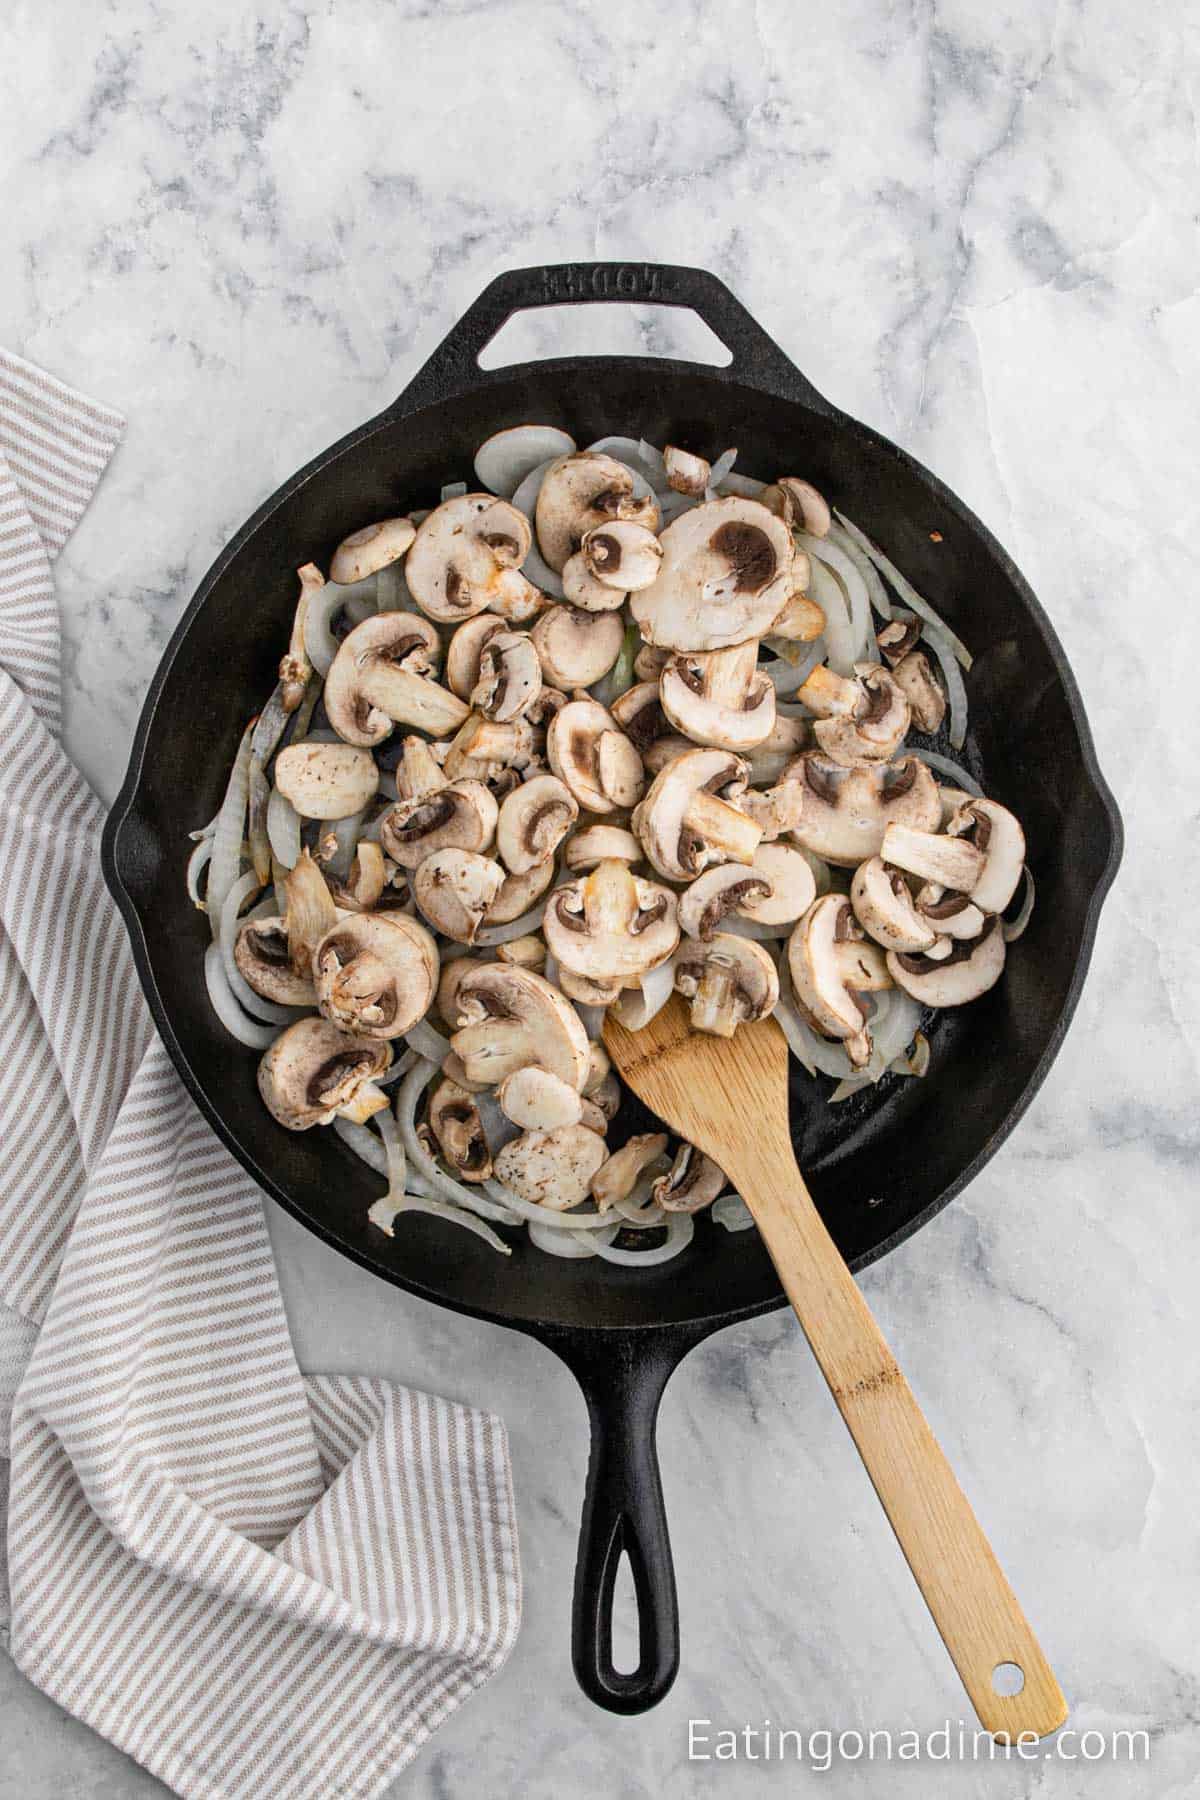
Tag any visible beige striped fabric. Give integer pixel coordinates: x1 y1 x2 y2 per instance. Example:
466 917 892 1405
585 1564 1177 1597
0 348 520 1798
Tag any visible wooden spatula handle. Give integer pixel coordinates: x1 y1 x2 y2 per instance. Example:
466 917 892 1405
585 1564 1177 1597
741 1141 1067 1740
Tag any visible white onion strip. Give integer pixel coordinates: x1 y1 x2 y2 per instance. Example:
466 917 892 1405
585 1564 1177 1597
1003 866 1036 942
834 511 973 670
266 786 302 869
511 458 565 598
481 1178 618 1232
335 1116 388 1175
805 558 856 676
187 837 213 911
826 521 893 621
922 623 969 750
592 1212 694 1266
405 1017 450 1066
900 747 983 796
302 582 347 676
203 944 277 1048
611 955 676 1031
206 720 254 938
473 904 548 947
529 1220 614 1258
713 1193 755 1233
798 532 872 665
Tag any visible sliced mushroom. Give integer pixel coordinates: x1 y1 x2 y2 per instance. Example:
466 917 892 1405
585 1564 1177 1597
281 848 340 979
325 614 465 746
591 1133 669 1212
258 1016 391 1131
879 821 985 894
660 640 777 751
876 618 923 666
630 497 797 651
888 918 1006 1006
945 798 1026 914
634 643 671 682
579 520 663 593
380 780 497 869
678 842 816 938
496 933 546 969
328 840 392 912
445 613 508 699
313 912 438 1038
451 963 589 1090
497 1065 583 1131
406 494 540 623
471 630 543 721
850 857 939 953
915 883 987 940
413 848 506 943
743 712 809 785
632 747 761 880
787 751 941 866
787 895 893 1067
663 445 710 497
531 605 624 689
891 650 945 734
495 773 578 873
641 733 696 774
485 854 558 924
562 552 626 613
760 477 831 537
234 915 317 1005
543 858 679 984
651 1144 725 1213
274 742 379 820
558 966 623 1007
563 825 640 872
441 712 539 784
673 932 779 1037
437 955 485 1027
494 1124 609 1210
798 661 911 764
535 453 659 573
768 590 827 643
330 516 416 585
280 563 322 710
547 699 644 815
427 1076 492 1182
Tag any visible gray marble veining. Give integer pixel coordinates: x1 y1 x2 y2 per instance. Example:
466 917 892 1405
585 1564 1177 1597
1 0 1197 1794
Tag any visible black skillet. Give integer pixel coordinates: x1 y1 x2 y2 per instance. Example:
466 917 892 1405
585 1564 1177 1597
102 262 1122 1715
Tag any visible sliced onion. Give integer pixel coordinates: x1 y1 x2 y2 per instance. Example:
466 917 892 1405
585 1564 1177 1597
187 836 214 911
511 457 566 597
529 1220 614 1258
369 1190 511 1254
1003 866 1036 942
637 439 666 478
705 447 737 495
775 973 854 1078
830 1075 872 1103
335 1115 389 1175
713 1193 755 1233
833 511 972 670
473 904 548 947
475 1091 521 1156
378 1047 418 1088
657 490 701 527
612 955 677 1031
826 521 893 621
574 1002 607 1041
440 480 468 502
805 558 856 676
481 1179 618 1232
250 681 292 763
764 637 825 696
377 1104 408 1197
206 720 254 939
303 580 365 676
322 808 366 881
592 1212 694 1265
248 756 271 884
266 786 303 869
799 533 872 665
715 471 765 498
585 437 664 489
719 915 788 943
405 1016 450 1065
922 623 969 750
475 426 575 498
203 943 278 1048
900 747 983 796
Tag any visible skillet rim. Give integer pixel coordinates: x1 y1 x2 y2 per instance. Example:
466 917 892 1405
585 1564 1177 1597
100 352 1123 1336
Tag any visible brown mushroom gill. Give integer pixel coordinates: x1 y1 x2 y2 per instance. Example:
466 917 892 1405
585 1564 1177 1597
699 878 771 937
307 1051 378 1107
709 520 775 592
896 917 999 976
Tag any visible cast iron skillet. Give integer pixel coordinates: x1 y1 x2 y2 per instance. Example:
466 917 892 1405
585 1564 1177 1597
102 263 1122 1715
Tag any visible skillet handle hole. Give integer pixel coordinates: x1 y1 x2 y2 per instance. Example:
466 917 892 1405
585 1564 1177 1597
477 303 733 372
609 1545 640 1677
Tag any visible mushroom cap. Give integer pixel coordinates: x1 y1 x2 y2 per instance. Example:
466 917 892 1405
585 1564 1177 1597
850 856 938 953
641 733 697 775
497 1065 583 1131
591 1132 669 1212
446 613 508 700
632 746 759 881
427 1076 493 1182
324 613 458 747
581 520 663 593
234 915 317 1005
673 931 779 1037
450 963 589 1091
787 894 890 1056
543 858 680 982
413 848 506 944
609 681 670 756
258 1016 390 1131
652 1143 726 1213
678 843 816 938
659 640 777 751
630 496 796 651
495 773 578 874
787 751 941 866
274 742 380 820
535 453 660 573
530 605 624 689
406 493 534 623
547 699 644 815
378 778 498 869
810 663 911 764
761 477 831 537
484 854 558 924
915 884 987 940
471 630 543 721
313 912 438 1039
891 649 946 734
561 552 627 612
887 917 1006 1006
436 955 486 1027
947 798 1026 915
563 825 640 872
329 516 416 585
494 1124 609 1210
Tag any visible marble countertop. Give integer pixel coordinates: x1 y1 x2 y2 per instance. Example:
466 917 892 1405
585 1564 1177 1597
2 1 1196 1794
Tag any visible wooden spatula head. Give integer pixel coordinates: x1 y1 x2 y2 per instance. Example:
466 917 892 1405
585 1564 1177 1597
603 994 792 1170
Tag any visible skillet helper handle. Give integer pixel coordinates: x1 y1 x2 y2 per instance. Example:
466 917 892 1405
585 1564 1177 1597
564 1332 680 1714
740 1140 1068 1741
391 261 830 415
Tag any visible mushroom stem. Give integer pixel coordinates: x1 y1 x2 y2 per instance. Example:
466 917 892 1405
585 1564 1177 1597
682 788 762 864
688 959 740 1036
338 1080 391 1124
358 663 470 735
280 564 321 712
881 822 985 892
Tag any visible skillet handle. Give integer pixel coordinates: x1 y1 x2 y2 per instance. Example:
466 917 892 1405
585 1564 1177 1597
544 1327 686 1714
391 262 831 416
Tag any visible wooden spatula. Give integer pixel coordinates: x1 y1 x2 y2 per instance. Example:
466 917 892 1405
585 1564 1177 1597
604 994 1067 1739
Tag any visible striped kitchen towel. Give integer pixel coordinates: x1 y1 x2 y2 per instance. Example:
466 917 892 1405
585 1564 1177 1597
0 348 520 1799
